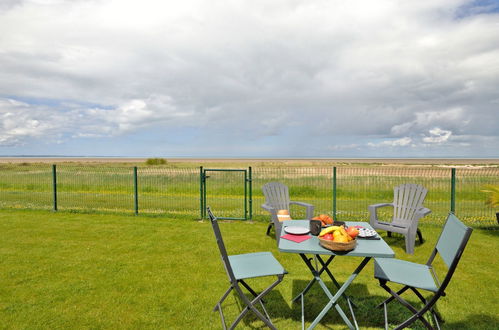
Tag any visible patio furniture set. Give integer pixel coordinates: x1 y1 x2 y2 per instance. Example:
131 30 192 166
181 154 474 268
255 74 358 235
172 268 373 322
208 182 473 330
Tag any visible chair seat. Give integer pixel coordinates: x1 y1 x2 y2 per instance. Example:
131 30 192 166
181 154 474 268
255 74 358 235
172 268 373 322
229 252 287 280
374 221 409 235
374 258 438 292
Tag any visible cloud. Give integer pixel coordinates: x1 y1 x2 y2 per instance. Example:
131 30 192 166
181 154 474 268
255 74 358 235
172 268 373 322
368 137 413 148
389 107 469 140
0 95 191 146
422 127 452 144
0 98 58 146
0 0 498 156
327 143 361 151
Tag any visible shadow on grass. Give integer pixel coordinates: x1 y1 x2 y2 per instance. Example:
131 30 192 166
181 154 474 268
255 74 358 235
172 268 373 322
476 226 499 237
214 289 291 329
445 314 499 329
215 284 499 330
283 279 390 329
380 232 427 251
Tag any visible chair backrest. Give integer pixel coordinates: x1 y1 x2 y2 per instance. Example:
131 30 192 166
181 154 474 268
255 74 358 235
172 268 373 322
207 207 237 283
392 183 428 225
262 182 290 210
435 213 473 269
429 213 473 292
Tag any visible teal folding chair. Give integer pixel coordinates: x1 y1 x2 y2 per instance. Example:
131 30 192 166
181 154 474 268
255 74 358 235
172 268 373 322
207 207 287 330
374 213 473 329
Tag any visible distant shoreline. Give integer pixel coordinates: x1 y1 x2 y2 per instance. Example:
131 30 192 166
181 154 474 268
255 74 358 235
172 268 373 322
1 157 499 165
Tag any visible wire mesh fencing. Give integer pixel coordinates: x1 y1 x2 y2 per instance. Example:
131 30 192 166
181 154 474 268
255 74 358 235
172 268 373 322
252 167 333 221
137 167 199 217
454 167 499 225
0 163 497 226
334 166 453 224
56 165 134 213
0 163 52 210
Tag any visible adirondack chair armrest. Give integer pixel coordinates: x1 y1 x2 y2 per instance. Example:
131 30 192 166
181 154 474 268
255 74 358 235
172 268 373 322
289 201 315 219
369 203 393 227
416 207 431 217
261 203 277 215
410 207 431 227
368 203 393 211
289 201 313 207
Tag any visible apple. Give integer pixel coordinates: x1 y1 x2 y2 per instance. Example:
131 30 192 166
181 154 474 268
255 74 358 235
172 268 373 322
346 226 359 239
322 233 334 240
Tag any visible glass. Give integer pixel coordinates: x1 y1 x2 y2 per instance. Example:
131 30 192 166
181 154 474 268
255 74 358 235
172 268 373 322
309 220 322 236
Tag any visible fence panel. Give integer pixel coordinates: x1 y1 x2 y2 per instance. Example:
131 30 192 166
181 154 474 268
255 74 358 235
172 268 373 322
57 165 134 213
336 167 452 224
138 167 199 217
252 167 333 221
0 163 52 210
455 167 499 225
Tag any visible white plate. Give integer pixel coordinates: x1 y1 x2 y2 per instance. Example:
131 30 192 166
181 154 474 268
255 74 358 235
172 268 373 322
357 227 378 238
284 226 310 235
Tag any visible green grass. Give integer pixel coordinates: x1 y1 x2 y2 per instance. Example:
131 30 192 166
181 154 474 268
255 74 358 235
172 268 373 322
1 209 497 329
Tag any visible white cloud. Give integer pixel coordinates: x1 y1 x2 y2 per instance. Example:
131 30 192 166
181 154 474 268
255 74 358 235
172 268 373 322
368 137 413 148
390 108 468 137
422 127 452 144
327 143 361 151
0 95 192 146
0 0 498 156
0 98 58 145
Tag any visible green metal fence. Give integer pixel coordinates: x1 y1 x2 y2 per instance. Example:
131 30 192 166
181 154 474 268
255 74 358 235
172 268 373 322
333 166 456 223
200 167 252 220
0 163 497 226
0 163 52 210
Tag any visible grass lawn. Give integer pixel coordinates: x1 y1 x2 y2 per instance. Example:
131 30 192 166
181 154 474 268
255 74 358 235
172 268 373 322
0 209 498 329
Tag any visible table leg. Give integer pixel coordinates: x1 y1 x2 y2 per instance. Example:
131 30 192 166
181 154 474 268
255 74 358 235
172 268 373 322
293 254 355 308
308 257 372 330
316 255 358 309
292 254 335 303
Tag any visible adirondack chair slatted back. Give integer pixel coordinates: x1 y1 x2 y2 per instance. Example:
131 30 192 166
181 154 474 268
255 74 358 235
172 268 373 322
207 207 237 283
393 184 428 226
262 182 290 210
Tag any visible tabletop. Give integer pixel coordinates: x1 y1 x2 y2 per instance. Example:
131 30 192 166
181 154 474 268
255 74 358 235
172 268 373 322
278 220 395 258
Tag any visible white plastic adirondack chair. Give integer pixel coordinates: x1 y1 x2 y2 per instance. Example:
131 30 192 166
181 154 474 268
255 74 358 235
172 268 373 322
261 182 314 240
369 183 431 254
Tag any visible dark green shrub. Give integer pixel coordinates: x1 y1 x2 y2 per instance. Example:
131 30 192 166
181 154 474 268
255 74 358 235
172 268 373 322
145 158 167 165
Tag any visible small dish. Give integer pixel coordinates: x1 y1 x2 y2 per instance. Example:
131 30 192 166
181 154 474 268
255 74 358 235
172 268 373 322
284 226 310 235
357 227 378 238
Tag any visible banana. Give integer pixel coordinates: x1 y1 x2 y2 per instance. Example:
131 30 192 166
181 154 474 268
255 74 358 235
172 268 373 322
319 225 341 237
338 225 349 237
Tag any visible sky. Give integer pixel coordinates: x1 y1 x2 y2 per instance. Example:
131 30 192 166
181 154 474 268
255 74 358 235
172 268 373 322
1 0 499 158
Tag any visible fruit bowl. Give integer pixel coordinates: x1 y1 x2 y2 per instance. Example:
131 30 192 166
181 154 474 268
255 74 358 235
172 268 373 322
319 237 357 251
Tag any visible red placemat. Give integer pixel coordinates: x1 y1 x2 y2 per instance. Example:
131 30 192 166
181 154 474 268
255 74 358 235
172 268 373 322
281 234 312 243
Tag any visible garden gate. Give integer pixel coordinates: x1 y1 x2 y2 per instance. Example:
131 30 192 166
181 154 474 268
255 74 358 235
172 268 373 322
200 167 252 220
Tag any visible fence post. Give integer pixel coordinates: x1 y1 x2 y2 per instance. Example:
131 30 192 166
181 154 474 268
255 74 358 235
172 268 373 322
52 164 57 211
133 166 138 215
332 166 337 220
248 166 252 220
451 168 456 213
199 166 204 219
249 167 253 220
